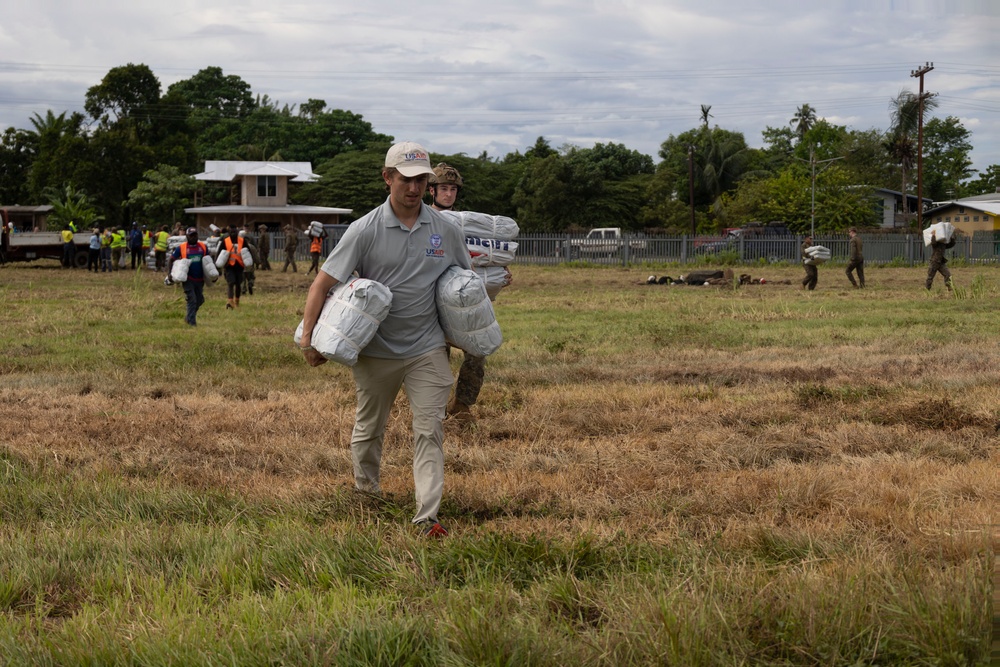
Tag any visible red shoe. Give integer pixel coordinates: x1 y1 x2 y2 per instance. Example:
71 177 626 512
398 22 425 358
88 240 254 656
418 520 448 538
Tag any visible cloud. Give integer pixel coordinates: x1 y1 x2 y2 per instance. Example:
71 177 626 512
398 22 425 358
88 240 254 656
0 1 997 172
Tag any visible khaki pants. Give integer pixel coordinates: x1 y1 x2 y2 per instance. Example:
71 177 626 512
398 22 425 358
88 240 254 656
350 348 453 523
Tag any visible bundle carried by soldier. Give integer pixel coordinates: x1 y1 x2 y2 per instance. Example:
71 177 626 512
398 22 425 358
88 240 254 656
922 221 955 246
442 210 519 299
803 245 831 265
293 278 393 366
435 265 503 357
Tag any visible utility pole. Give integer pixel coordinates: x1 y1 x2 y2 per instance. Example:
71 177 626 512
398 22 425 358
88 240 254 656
687 145 696 237
911 62 934 229
793 145 846 238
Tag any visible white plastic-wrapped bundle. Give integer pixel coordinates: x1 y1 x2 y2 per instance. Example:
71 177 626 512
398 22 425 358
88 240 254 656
202 254 219 282
436 266 503 356
473 266 512 300
170 258 190 282
308 220 325 238
293 278 393 366
441 210 520 241
467 238 518 268
804 245 831 266
240 246 253 268
923 221 955 247
215 249 230 269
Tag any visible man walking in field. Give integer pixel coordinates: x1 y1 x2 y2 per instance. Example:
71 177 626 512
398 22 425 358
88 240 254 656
298 142 471 538
926 229 956 290
801 235 818 291
282 223 299 273
845 227 865 288
165 227 209 326
256 224 271 270
427 162 510 426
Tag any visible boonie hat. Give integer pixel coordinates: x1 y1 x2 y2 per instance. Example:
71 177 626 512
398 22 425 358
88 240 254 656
385 141 434 177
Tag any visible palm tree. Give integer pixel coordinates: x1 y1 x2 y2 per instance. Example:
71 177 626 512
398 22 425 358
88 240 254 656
790 104 817 141
886 90 939 227
700 104 713 127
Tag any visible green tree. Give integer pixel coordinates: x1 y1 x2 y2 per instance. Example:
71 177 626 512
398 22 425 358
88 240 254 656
922 116 975 201
295 147 393 219
85 63 162 140
720 165 875 233
0 127 34 204
885 89 938 226
524 136 556 160
658 126 753 220
790 104 817 142
23 110 89 200
125 164 198 225
45 184 105 229
959 164 1000 198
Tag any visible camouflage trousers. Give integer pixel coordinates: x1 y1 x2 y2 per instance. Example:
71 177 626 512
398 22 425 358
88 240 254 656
802 264 818 291
453 352 486 407
926 260 952 289
845 259 865 287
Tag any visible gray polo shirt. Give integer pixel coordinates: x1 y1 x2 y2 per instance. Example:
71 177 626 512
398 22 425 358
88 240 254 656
321 198 472 359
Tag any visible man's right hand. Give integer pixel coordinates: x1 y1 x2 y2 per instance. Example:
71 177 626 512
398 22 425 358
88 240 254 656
302 346 327 367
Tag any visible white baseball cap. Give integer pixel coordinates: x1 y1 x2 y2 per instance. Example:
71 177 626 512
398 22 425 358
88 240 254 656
384 142 434 177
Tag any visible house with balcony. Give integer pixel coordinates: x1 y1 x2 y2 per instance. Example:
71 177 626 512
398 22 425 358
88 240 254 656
184 161 351 233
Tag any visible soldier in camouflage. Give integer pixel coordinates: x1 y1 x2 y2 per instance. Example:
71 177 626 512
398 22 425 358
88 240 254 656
925 229 956 290
845 227 865 288
282 223 299 273
428 162 495 426
801 236 818 291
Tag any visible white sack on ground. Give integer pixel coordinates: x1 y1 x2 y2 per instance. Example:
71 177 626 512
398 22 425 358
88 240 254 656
293 278 393 367
804 245 831 266
436 266 503 356
923 222 955 246
467 238 518 268
202 255 219 282
441 210 520 241
170 258 191 282
473 266 512 300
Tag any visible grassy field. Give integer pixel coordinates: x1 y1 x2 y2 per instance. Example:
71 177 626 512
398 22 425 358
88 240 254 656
0 259 995 666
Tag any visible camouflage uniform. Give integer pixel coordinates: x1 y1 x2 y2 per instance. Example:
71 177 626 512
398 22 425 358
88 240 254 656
282 224 299 273
257 227 271 270
241 236 260 295
801 239 818 291
926 236 956 290
453 353 486 408
846 234 865 287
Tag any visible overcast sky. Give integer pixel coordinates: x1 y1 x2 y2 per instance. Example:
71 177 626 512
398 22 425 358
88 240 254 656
2 0 998 174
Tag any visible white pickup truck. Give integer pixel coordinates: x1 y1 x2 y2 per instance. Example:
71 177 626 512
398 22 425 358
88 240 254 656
565 227 646 258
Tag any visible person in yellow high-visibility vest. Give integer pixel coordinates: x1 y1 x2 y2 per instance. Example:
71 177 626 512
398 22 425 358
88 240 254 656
109 227 126 271
153 226 170 272
141 225 151 268
60 225 75 268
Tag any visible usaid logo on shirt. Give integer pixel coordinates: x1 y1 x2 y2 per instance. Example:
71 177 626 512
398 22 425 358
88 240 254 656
425 233 446 258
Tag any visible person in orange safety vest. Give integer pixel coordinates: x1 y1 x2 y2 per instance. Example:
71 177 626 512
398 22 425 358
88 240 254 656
222 225 246 309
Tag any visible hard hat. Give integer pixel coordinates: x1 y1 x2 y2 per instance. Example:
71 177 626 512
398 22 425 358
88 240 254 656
428 162 463 187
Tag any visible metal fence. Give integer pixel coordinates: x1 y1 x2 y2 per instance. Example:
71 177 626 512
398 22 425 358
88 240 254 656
263 230 1000 267
506 232 1000 267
